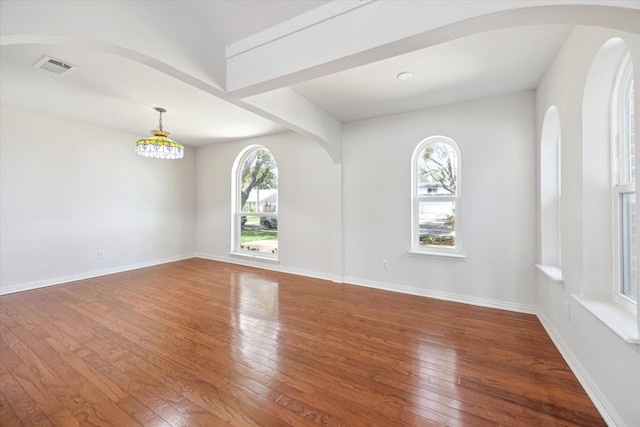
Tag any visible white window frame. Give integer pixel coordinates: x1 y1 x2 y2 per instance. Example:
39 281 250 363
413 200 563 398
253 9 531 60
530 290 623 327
611 53 636 312
410 136 463 258
231 145 279 261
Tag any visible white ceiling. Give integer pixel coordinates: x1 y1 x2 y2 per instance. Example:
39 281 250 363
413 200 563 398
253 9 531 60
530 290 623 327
0 43 286 145
0 0 330 146
1 1 632 150
290 25 572 122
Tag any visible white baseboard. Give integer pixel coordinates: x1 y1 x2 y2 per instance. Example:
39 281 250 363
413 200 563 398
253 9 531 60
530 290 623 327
536 310 622 427
0 254 196 296
196 254 535 314
342 276 537 314
3 252 535 317
195 253 342 283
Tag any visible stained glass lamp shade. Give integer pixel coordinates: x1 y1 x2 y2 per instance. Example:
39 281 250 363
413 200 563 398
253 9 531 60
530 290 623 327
136 107 184 159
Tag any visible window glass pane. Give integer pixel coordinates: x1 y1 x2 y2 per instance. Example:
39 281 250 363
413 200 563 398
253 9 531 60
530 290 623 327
240 149 278 212
417 143 457 196
626 79 635 184
418 201 455 247
621 192 637 301
241 188 278 213
236 146 278 257
240 215 278 255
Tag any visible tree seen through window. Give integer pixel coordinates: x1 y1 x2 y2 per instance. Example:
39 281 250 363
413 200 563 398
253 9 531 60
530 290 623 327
413 138 460 252
235 147 278 256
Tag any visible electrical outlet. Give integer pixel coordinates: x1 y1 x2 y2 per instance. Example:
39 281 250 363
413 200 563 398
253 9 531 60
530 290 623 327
563 302 570 321
97 250 105 260
381 259 389 269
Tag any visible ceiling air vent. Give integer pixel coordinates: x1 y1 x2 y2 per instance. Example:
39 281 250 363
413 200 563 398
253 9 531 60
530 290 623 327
34 56 77 76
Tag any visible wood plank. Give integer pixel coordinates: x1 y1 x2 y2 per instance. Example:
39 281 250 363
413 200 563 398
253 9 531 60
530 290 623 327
0 259 606 426
0 372 50 427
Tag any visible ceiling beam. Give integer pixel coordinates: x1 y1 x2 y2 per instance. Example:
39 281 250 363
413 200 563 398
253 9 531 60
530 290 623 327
239 88 343 163
225 0 640 99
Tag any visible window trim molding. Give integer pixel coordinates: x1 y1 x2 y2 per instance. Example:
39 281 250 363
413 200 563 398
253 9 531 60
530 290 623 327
572 293 638 344
610 53 636 312
411 135 462 256
408 250 466 261
231 145 279 261
535 264 563 283
229 251 280 264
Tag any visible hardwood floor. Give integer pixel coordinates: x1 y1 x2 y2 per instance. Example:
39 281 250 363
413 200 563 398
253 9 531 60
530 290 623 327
0 258 605 426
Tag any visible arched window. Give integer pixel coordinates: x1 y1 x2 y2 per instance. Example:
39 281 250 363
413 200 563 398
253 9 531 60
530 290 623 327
232 146 278 259
538 106 562 281
411 136 462 256
612 53 636 305
580 38 637 338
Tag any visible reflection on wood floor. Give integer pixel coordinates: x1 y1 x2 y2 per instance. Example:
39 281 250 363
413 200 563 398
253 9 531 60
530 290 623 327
0 258 605 426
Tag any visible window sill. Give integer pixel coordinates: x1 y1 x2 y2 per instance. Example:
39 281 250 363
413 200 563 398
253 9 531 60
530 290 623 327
572 294 638 344
408 250 466 261
230 251 279 264
535 264 563 283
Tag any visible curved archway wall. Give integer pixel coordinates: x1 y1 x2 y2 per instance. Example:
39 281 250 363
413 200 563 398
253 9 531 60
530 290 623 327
1 2 638 162
536 28 639 427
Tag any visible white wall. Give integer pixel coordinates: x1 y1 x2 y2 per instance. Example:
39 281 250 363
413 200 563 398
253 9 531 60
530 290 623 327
0 106 196 293
195 92 539 315
195 131 343 280
3 28 636 425
195 92 538 313
535 27 640 427
341 91 537 312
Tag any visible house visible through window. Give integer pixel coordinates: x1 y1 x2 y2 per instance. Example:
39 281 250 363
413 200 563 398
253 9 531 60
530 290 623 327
232 146 278 258
412 136 461 256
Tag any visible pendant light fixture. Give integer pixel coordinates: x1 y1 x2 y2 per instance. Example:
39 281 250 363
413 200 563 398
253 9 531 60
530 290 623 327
136 107 184 159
